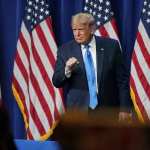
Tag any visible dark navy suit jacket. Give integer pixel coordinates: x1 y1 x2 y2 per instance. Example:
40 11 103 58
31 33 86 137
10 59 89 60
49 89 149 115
52 36 131 111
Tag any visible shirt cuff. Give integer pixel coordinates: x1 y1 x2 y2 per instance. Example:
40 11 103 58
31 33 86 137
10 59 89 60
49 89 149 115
65 66 71 78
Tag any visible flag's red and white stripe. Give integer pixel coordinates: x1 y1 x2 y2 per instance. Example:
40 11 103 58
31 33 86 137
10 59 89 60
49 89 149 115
95 18 119 41
12 17 65 140
130 21 150 122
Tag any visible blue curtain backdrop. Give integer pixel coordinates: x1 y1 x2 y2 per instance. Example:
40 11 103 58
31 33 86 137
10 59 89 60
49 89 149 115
0 0 143 139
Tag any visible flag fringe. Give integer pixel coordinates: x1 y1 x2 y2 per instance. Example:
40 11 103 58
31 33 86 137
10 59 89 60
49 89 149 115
12 84 57 140
130 87 144 123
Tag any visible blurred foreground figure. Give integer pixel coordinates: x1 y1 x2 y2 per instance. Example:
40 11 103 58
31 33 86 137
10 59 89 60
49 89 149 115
0 101 17 150
52 111 150 150
52 12 132 121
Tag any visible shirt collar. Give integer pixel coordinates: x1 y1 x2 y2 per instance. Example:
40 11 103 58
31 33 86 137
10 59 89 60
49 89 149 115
81 36 95 49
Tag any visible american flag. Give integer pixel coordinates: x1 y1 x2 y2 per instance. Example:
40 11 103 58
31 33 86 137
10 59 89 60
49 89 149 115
12 0 65 140
130 0 150 122
84 0 119 41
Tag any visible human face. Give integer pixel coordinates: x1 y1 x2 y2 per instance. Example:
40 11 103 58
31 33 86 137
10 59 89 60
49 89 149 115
72 22 93 44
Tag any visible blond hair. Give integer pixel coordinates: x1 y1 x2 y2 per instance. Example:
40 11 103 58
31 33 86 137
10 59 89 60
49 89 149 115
71 13 96 31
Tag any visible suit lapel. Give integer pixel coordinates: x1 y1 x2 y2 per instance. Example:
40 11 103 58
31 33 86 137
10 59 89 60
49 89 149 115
72 42 86 72
96 38 104 88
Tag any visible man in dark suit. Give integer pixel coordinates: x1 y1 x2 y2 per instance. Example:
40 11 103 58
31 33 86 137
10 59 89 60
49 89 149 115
52 12 132 121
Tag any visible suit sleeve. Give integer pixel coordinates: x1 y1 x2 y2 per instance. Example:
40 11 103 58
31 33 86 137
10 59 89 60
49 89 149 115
114 42 132 112
52 47 67 88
